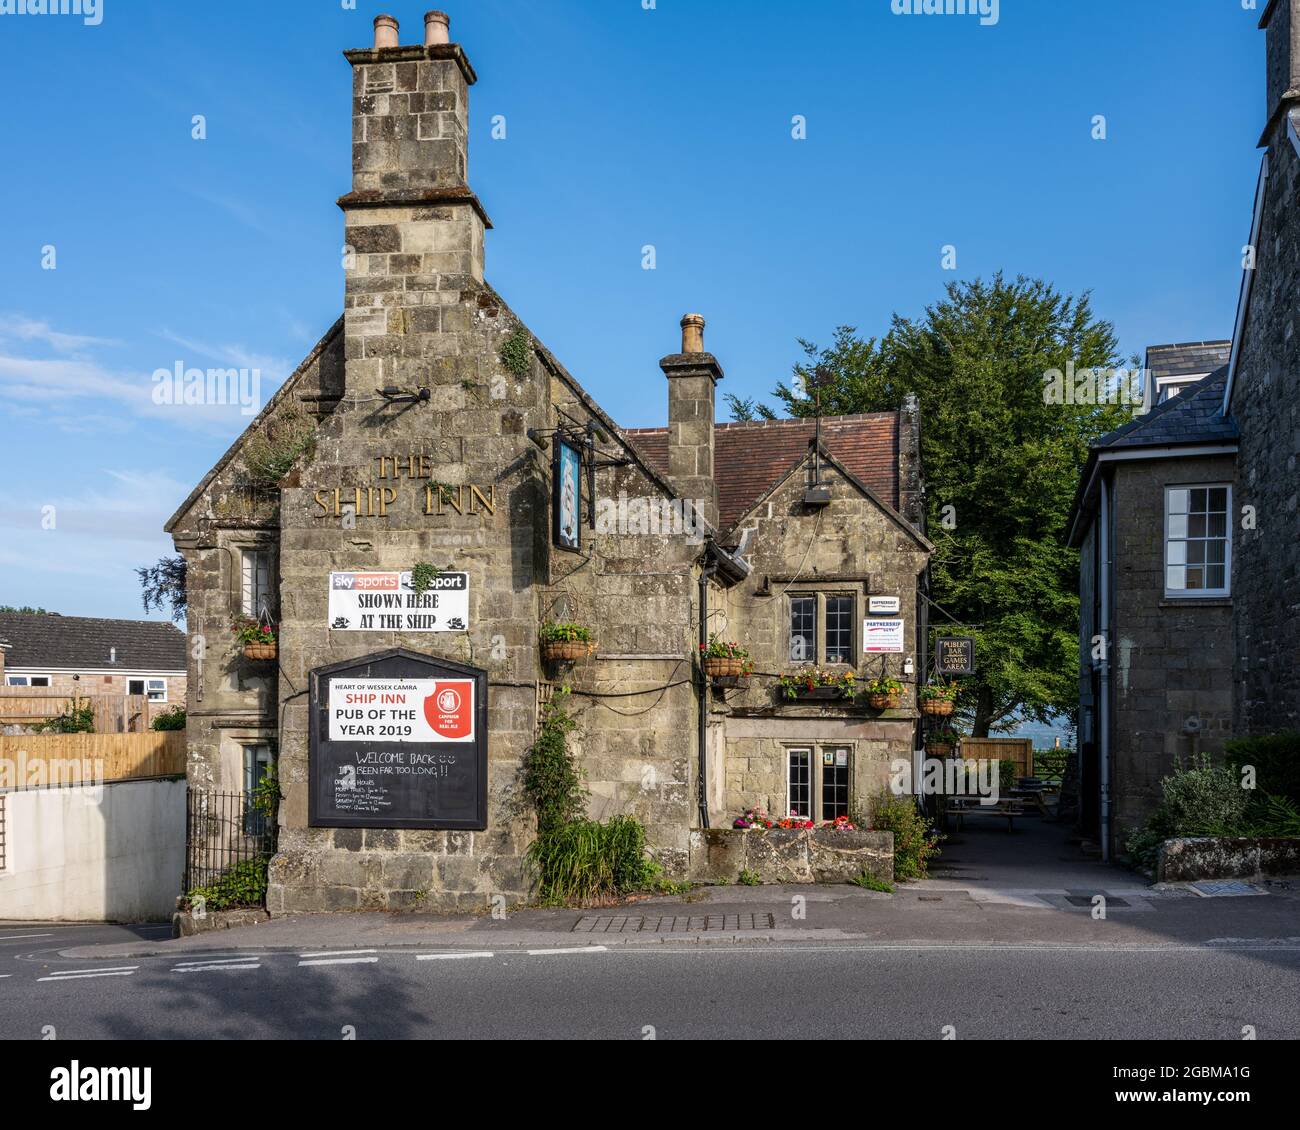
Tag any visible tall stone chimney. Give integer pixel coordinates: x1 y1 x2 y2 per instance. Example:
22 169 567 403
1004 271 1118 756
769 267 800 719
1260 0 1300 144
660 314 723 531
339 12 492 394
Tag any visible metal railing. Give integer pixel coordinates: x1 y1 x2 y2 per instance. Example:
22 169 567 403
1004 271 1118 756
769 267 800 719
184 789 278 896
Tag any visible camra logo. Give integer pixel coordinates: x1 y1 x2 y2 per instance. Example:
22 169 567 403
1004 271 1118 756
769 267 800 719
50 1061 151 1111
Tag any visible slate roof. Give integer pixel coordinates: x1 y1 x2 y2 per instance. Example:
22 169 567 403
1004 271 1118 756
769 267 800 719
0 613 186 672
623 412 900 531
1094 368 1238 450
1146 341 1232 384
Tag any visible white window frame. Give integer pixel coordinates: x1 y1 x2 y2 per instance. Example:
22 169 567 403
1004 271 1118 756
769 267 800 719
240 548 274 619
5 674 51 687
1164 483 1231 599
127 678 168 703
786 745 853 822
787 592 857 666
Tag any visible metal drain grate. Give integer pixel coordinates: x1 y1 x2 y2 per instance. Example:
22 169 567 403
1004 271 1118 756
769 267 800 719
1189 880 1266 898
573 913 776 934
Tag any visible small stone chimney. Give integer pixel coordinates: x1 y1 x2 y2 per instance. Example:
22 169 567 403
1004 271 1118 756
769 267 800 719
660 314 723 531
1259 0 1300 143
339 12 492 394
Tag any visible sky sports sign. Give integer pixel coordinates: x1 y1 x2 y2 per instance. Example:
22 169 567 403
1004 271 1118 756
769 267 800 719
328 571 469 633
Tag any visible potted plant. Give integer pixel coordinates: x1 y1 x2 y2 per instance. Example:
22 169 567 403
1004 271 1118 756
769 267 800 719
864 675 903 710
700 635 752 679
233 617 277 661
778 669 857 701
918 680 958 717
539 621 595 663
926 723 961 759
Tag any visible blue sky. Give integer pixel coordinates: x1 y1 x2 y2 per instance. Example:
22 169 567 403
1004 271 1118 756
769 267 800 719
0 0 1264 620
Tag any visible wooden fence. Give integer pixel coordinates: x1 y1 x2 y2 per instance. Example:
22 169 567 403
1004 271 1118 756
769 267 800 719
0 731 186 789
0 691 152 733
957 737 1035 779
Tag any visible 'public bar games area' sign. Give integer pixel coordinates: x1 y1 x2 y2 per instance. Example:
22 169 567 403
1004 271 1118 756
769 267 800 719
309 649 488 830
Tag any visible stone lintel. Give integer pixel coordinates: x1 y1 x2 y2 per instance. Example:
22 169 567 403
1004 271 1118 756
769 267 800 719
659 352 724 382
336 186 494 230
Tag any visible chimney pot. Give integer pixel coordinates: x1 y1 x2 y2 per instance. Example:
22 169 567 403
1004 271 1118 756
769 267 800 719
681 313 705 355
424 10 451 46
374 14 400 49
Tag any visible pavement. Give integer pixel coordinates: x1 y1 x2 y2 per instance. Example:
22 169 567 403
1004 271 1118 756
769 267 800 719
1 818 1297 1038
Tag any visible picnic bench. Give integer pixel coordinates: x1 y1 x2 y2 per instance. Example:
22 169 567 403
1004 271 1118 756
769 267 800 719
945 798 1023 832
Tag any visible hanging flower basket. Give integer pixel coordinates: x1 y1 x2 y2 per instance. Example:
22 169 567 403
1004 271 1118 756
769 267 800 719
233 617 277 662
926 741 954 758
864 676 903 711
778 669 856 702
700 636 752 680
920 698 954 717
539 622 595 663
918 681 959 717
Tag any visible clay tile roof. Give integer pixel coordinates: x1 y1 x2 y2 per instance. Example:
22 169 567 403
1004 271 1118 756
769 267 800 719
0 612 186 672
624 413 899 530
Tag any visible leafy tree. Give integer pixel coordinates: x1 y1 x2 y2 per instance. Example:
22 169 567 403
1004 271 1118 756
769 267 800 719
137 555 187 622
0 606 50 614
765 274 1132 734
723 393 775 422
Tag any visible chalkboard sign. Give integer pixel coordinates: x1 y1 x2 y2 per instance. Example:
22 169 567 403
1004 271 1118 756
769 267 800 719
936 636 975 676
309 648 488 830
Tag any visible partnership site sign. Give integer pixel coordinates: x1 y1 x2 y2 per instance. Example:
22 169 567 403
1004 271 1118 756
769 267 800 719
863 618 905 654
309 649 488 830
328 571 469 632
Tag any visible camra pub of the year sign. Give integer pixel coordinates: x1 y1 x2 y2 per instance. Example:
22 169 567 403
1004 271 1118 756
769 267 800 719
309 649 488 830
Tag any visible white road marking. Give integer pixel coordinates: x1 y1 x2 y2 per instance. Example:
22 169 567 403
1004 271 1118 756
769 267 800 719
173 956 270 967
298 957 379 967
416 951 494 961
45 966 139 976
0 974 12 979
526 946 609 956
39 970 138 982
299 949 378 958
0 933 54 941
172 964 262 973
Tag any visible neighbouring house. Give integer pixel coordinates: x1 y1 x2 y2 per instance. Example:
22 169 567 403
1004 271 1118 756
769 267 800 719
1066 363 1237 854
1224 0 1300 737
165 12 930 913
0 612 186 732
1067 0 1300 855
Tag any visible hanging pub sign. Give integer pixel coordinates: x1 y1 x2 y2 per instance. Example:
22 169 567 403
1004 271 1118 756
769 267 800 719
309 649 488 830
553 438 582 552
936 636 976 676
327 571 469 632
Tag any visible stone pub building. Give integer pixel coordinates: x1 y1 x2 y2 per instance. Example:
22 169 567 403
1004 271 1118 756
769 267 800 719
167 12 930 912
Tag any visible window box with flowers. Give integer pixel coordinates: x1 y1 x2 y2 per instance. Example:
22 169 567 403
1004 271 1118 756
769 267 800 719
863 675 903 710
778 669 857 701
539 621 596 663
700 635 753 679
918 680 958 717
233 617 277 661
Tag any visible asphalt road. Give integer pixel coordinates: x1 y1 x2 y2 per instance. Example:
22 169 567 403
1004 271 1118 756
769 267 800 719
3 926 1299 1039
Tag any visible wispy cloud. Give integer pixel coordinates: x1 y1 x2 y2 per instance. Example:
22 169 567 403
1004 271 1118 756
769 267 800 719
0 315 121 356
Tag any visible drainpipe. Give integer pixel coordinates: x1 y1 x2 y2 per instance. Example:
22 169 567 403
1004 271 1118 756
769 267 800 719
1098 473 1112 863
697 554 719 830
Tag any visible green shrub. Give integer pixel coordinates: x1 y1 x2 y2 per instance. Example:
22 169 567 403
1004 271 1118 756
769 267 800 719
851 872 894 893
737 869 761 886
1244 793 1300 838
187 858 268 911
527 815 656 905
1159 752 1249 836
871 792 943 880
1225 732 1300 807
998 758 1017 794
499 327 532 377
520 689 585 835
38 698 96 734
151 706 186 731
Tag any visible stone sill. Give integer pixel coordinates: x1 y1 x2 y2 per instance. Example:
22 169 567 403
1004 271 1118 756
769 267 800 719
1158 598 1232 609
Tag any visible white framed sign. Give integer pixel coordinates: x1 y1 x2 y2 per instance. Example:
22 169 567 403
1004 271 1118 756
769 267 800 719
328 677 476 743
328 571 469 632
868 596 901 614
863 618 905 654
